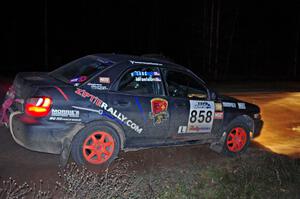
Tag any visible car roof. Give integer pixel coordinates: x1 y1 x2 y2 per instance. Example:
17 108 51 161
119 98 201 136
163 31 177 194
92 53 187 71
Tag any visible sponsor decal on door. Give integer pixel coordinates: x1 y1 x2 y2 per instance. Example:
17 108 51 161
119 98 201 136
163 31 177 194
149 98 169 125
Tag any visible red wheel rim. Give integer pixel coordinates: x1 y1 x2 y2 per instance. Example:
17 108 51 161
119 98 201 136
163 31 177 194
226 127 247 152
82 131 115 165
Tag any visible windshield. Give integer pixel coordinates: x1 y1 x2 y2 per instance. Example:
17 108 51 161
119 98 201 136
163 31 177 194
49 55 114 85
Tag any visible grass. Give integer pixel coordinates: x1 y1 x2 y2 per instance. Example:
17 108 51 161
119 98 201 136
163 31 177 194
157 153 300 199
0 152 299 199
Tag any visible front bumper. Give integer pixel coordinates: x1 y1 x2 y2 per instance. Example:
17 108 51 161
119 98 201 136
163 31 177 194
9 112 83 154
253 118 263 138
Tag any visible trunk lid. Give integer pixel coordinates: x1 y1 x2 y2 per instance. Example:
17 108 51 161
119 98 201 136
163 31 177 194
13 72 65 99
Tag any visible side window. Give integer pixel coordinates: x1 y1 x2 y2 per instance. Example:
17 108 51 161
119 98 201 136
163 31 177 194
118 67 163 95
166 70 207 99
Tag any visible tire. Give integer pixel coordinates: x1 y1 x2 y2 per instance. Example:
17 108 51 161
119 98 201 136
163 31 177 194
71 121 121 168
222 119 251 157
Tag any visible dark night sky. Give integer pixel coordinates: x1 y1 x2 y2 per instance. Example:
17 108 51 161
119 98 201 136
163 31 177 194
1 1 300 81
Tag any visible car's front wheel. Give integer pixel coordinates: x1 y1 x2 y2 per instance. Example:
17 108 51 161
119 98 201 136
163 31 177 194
71 122 120 168
222 120 251 156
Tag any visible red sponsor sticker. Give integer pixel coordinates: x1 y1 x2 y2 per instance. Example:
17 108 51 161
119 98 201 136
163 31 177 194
188 125 201 132
99 77 110 84
214 112 224 119
70 76 88 83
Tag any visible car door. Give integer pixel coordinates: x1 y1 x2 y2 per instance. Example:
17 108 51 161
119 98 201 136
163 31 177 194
163 69 223 140
108 65 170 146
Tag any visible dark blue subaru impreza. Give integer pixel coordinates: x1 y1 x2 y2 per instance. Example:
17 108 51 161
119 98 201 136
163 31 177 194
1 54 263 167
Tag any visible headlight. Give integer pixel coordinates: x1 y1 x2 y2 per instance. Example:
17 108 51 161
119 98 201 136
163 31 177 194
254 113 261 119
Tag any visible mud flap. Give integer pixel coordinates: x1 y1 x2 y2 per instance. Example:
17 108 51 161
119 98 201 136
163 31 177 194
209 131 227 153
0 97 14 125
59 138 72 167
0 87 16 126
59 123 84 167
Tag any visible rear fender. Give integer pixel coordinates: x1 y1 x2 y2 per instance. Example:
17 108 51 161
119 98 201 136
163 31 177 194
91 119 126 150
71 118 126 150
60 118 126 166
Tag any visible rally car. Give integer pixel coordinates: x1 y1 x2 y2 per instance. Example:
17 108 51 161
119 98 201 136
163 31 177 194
0 54 263 167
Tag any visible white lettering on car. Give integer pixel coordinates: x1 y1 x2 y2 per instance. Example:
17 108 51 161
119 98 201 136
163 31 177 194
120 115 127 122
75 88 143 134
178 126 187 134
238 102 246 109
100 102 108 110
51 109 80 118
129 60 163 66
49 109 81 122
222 102 236 108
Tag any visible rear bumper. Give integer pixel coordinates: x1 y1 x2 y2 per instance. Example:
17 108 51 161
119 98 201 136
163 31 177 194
9 112 83 154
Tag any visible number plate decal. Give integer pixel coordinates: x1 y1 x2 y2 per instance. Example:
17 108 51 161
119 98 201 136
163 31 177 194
187 100 215 133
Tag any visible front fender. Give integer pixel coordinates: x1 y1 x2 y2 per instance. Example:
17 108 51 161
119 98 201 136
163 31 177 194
223 114 254 134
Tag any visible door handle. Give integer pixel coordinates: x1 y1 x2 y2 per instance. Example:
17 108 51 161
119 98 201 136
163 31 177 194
176 102 186 107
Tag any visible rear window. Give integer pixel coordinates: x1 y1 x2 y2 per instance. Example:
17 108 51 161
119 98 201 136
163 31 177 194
49 56 114 85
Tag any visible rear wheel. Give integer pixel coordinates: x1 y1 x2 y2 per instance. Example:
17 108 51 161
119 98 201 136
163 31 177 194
222 121 250 156
71 122 120 168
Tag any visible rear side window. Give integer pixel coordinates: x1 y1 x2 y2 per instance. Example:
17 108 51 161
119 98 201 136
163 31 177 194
50 56 114 85
118 67 163 95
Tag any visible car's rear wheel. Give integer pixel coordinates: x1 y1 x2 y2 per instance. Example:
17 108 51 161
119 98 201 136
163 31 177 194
222 121 250 156
71 122 120 168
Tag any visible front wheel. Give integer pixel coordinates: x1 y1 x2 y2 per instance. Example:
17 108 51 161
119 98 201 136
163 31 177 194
71 122 120 168
222 121 250 156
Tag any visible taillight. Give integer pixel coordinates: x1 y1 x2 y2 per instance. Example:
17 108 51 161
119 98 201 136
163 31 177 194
25 97 52 117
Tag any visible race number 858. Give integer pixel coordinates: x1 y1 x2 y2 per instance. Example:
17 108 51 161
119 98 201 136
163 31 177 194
189 110 212 123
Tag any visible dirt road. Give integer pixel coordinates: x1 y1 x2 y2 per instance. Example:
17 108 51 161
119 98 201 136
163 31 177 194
0 91 299 184
232 92 300 158
0 125 223 184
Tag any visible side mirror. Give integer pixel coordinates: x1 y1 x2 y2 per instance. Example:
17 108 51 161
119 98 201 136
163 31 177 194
210 91 217 100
